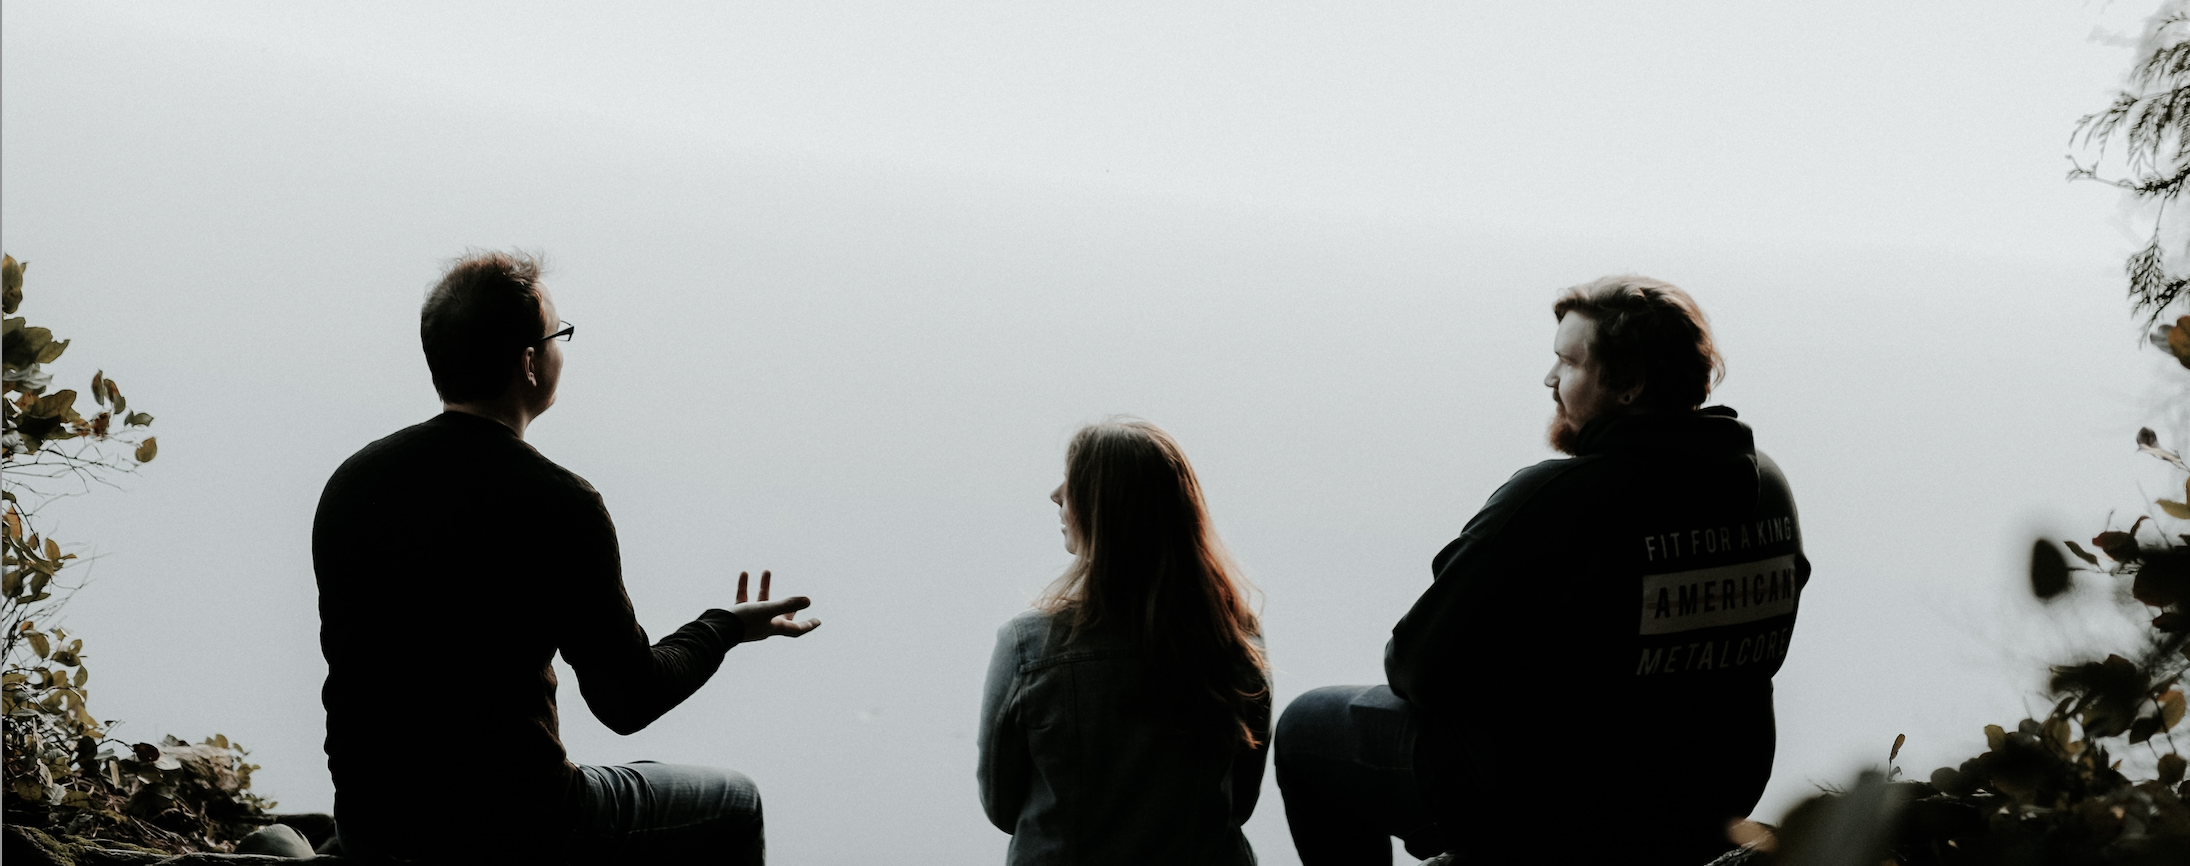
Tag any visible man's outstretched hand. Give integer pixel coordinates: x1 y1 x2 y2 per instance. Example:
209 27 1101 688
729 570 821 642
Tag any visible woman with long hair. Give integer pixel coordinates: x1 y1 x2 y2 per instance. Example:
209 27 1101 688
978 418 1272 865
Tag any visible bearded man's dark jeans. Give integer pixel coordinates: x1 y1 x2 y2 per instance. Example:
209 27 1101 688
1275 685 1449 865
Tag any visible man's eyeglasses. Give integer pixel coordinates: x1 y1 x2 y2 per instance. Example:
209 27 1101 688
537 321 574 344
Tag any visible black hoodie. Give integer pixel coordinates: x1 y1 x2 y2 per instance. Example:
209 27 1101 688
1386 406 1808 864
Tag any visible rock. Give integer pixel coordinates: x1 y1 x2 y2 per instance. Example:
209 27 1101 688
233 826 312 858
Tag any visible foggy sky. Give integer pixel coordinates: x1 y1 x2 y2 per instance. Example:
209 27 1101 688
4 3 2186 863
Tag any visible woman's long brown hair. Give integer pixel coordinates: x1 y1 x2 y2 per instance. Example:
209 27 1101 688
1037 419 1269 748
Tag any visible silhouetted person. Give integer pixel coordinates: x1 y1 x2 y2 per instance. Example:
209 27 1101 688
313 252 820 864
1276 276 1808 865
979 419 1272 865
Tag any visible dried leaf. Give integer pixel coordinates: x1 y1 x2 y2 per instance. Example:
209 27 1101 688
2095 530 2142 562
2139 427 2190 470
1985 724 2007 751
2134 550 2190 607
26 631 49 658
133 437 156 463
2064 540 2102 566
2159 753 2186 786
1 254 21 315
2164 690 2187 731
2163 499 2190 519
1890 733 1906 763
2031 540 2072 600
89 371 105 407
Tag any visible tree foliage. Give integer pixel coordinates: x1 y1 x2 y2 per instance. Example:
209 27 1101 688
1729 11 2190 863
2072 6 2190 322
1 253 276 854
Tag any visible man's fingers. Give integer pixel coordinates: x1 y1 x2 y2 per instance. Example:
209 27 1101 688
760 595 811 615
735 571 749 604
759 569 772 602
779 617 821 637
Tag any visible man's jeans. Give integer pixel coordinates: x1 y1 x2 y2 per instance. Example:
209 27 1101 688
1275 685 1448 865
570 762 764 865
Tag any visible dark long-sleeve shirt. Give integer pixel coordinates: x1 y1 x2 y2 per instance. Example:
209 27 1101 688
1386 407 1809 865
313 411 744 857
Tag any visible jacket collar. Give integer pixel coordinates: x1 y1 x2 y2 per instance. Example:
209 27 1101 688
1570 405 1752 457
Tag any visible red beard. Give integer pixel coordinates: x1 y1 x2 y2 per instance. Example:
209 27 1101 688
1547 404 1585 455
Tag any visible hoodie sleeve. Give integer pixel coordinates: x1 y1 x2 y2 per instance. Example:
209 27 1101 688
1385 461 1567 716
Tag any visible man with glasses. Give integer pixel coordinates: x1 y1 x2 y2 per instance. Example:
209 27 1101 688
313 251 820 864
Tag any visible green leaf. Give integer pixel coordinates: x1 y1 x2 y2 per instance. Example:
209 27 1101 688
34 337 68 365
122 411 152 427
2162 499 2190 519
26 631 49 658
71 666 85 688
1984 724 2007 751
133 437 156 463
89 371 105 406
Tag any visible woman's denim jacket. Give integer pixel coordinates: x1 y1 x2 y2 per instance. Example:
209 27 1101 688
978 608 1271 865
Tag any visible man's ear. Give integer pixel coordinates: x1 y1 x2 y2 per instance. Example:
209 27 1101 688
1616 376 1646 407
520 346 540 388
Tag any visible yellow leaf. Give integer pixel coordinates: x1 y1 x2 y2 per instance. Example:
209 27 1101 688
2164 690 2186 731
25 631 48 658
2164 500 2190 520
133 437 156 463
41 538 57 561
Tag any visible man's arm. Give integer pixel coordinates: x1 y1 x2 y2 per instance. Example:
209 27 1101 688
552 489 747 736
1385 462 1566 714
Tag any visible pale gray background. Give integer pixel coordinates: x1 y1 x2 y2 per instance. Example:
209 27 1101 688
5 2 2188 863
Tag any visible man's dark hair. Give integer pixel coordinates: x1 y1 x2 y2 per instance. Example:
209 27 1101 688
1553 275 1724 411
421 251 546 404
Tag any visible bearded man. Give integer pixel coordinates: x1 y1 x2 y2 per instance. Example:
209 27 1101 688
1275 276 1809 865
